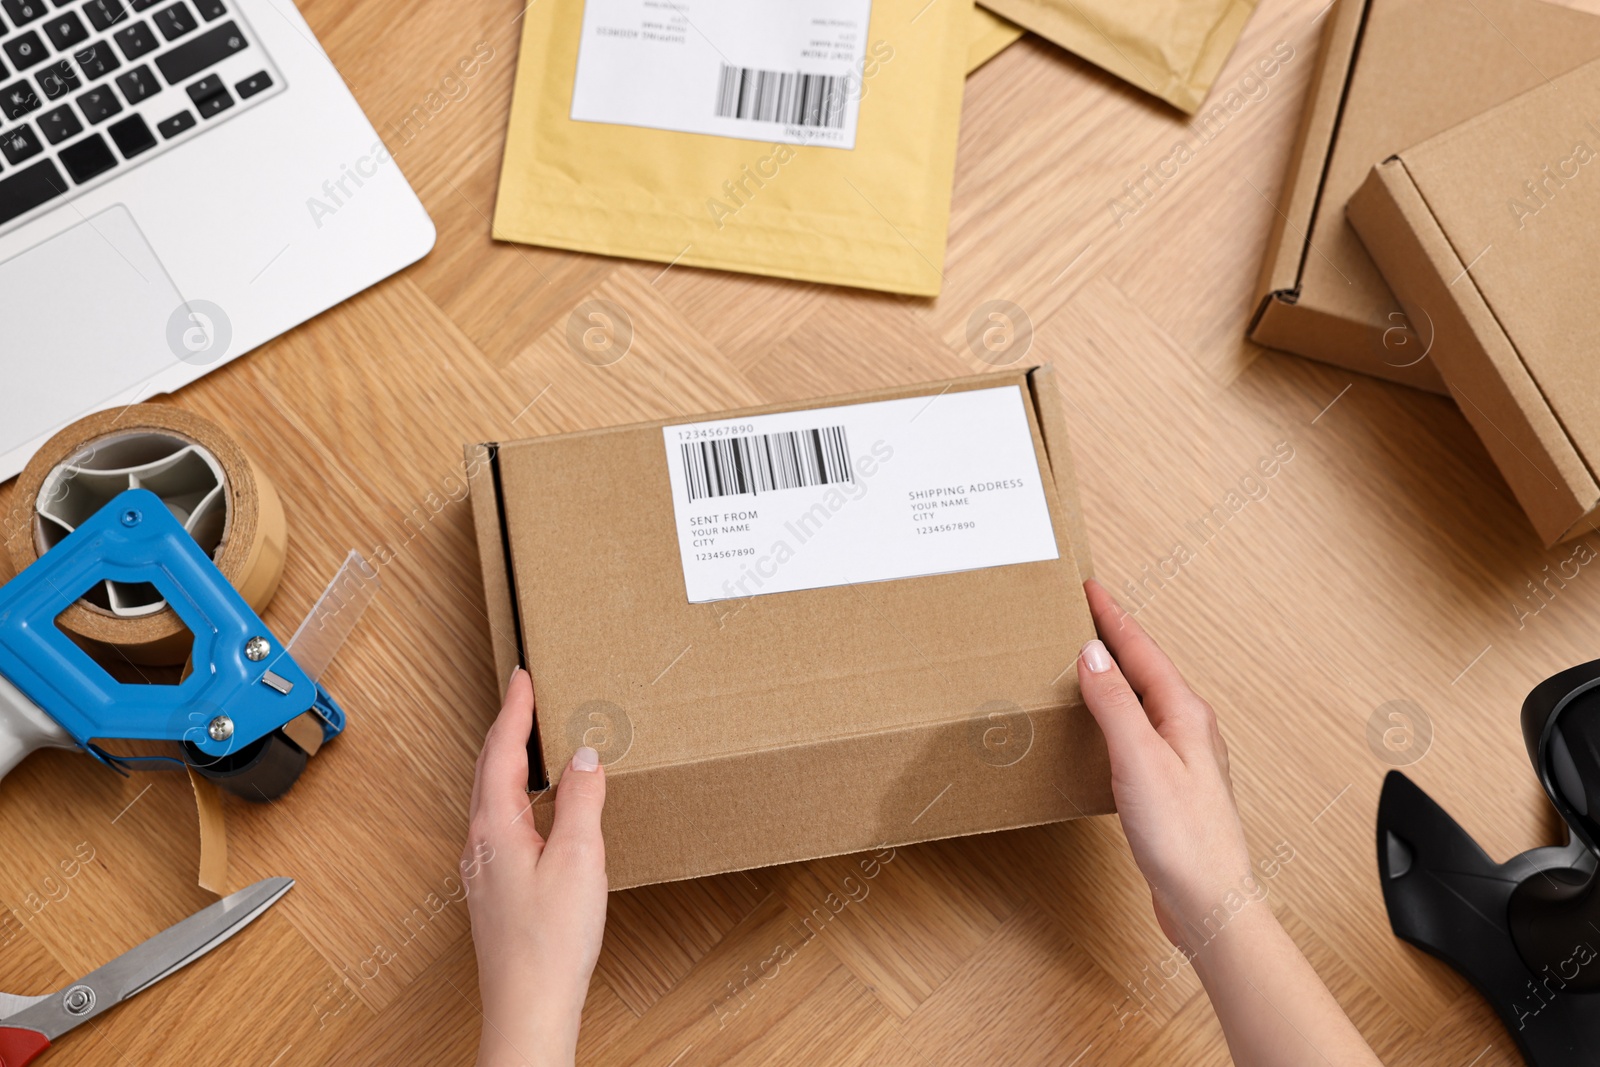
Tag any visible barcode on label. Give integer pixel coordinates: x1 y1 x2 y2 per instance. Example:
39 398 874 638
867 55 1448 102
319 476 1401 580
713 63 848 129
682 426 854 503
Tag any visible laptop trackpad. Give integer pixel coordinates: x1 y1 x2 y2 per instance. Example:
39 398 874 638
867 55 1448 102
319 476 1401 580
0 205 187 447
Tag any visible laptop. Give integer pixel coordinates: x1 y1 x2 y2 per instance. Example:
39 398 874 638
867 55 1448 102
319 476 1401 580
0 0 434 478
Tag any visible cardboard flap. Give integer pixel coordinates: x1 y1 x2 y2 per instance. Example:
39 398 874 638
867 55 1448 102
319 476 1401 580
538 699 1112 890
1251 0 1367 307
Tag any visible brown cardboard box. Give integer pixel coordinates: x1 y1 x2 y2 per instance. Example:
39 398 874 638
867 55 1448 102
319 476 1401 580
1347 58 1600 546
466 368 1110 890
1249 0 1600 393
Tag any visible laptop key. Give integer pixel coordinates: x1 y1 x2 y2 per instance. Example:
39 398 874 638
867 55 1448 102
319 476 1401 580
153 20 243 83
57 131 115 181
74 84 118 122
183 71 218 100
113 62 151 102
193 0 222 17
42 8 86 48
36 59 80 98
82 0 126 31
1 0 47 25
0 122 41 163
234 69 269 98
106 111 151 156
196 89 231 116
37 101 81 142
3 29 46 70
0 79 40 118
74 42 119 80
112 18 154 58
0 157 65 223
150 0 193 39
186 73 228 116
155 108 192 136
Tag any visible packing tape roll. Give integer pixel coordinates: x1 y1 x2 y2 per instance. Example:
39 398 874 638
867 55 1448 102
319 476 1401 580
5 404 287 665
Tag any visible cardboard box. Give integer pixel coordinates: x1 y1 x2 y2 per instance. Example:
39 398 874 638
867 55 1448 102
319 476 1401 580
467 368 1111 889
1347 58 1600 546
1249 0 1600 392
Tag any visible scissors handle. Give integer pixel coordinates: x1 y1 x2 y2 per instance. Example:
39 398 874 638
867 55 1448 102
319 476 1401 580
0 1026 49 1066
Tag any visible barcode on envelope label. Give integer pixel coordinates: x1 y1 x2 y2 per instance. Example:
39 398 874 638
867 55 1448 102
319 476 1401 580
681 426 854 503
713 63 848 129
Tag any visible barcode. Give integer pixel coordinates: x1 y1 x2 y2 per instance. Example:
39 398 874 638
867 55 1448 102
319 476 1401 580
681 426 854 503
713 63 848 129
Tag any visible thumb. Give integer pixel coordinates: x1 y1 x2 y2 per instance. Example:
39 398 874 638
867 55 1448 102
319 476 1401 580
544 747 607 867
1077 639 1164 776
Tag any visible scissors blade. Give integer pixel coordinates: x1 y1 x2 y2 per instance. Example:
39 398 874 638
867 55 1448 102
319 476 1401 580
3 877 292 1040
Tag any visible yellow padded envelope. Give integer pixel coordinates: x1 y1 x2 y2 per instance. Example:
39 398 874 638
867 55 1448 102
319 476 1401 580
976 0 1255 113
492 0 972 297
968 6 1024 71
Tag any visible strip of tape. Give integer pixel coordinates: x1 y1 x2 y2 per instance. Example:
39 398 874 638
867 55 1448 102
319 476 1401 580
188 766 229 895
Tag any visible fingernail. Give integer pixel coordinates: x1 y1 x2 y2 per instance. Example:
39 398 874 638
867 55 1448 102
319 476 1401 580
571 746 599 773
1081 639 1112 673
508 665 523 686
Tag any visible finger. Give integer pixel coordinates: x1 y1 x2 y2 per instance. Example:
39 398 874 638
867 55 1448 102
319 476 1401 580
469 668 524 817
1083 580 1219 760
544 747 607 868
468 714 492 818
1078 639 1167 774
1083 579 1196 711
473 667 538 829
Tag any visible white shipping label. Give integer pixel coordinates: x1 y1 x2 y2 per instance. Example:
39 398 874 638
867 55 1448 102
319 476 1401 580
663 386 1062 603
571 0 872 148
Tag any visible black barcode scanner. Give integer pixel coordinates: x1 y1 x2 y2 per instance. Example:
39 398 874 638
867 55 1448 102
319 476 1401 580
1378 658 1600 1065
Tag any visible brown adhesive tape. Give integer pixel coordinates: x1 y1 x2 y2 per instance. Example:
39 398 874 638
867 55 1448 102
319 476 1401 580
187 767 230 895
4 404 287 666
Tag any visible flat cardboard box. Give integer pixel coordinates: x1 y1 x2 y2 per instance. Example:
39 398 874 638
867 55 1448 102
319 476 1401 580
1348 58 1600 546
466 368 1111 889
1250 0 1600 392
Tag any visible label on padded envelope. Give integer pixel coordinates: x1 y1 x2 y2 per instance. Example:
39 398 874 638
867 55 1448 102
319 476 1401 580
663 385 1061 603
570 0 872 148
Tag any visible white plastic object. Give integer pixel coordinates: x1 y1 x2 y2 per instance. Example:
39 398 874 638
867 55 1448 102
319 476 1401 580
35 431 227 618
0 672 74 782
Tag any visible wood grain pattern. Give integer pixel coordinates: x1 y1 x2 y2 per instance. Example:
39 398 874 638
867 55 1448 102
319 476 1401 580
4 0 1597 1062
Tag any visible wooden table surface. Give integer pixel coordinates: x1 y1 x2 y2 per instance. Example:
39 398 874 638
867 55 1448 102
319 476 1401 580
3 0 1595 1063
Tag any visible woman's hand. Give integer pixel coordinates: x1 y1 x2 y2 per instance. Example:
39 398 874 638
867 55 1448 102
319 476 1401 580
1076 579 1383 1066
465 667 608 1067
1075 578 1255 947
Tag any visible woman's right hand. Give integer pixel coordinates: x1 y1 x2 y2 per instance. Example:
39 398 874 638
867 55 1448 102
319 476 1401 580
1074 578 1256 947
467 668 608 1067
1074 580 1385 1066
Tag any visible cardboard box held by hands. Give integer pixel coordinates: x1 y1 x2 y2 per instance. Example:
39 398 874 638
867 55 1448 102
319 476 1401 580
467 368 1110 889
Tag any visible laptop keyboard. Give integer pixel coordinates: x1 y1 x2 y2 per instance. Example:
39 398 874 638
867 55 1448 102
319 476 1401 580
0 0 281 234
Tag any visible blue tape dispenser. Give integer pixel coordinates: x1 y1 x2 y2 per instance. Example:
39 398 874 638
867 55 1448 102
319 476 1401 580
0 488 364 800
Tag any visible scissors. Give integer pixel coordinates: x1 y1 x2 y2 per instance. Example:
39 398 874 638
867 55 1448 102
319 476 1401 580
0 877 292 1065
